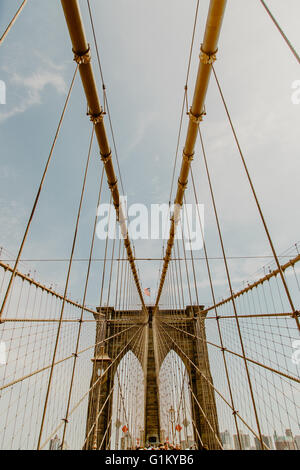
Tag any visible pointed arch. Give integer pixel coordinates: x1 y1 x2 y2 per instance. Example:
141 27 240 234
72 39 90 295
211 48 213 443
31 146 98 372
159 349 194 448
110 350 145 449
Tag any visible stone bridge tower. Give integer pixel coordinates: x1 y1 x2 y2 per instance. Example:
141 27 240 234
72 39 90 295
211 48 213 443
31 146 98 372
85 306 220 449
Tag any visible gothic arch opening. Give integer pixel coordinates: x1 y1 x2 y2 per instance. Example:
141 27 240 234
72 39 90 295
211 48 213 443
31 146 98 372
110 350 144 450
159 349 195 448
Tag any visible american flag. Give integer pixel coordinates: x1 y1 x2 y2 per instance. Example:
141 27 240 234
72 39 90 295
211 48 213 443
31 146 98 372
144 287 151 297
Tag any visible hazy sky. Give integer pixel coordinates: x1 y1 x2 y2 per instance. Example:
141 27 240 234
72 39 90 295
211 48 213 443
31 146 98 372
0 0 299 307
0 1 299 448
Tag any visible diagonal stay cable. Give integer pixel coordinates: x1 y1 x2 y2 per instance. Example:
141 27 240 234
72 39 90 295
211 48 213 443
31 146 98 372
40 324 144 450
157 320 270 449
259 0 300 64
0 326 136 393
0 0 28 46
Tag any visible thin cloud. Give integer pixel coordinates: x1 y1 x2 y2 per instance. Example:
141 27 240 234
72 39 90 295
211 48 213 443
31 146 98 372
0 68 67 123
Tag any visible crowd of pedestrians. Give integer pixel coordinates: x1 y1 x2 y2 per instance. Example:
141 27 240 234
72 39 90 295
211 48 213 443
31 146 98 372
134 442 197 450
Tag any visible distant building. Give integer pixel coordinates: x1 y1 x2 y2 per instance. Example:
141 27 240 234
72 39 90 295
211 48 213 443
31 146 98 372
233 433 251 450
294 435 300 450
254 435 273 450
220 430 232 450
274 429 296 450
49 435 68 450
49 435 61 450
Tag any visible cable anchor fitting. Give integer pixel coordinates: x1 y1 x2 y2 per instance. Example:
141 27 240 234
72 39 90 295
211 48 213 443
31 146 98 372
73 45 91 65
100 151 112 165
292 310 300 318
183 150 194 163
199 45 218 65
88 110 104 125
178 178 188 190
189 107 206 125
108 180 118 191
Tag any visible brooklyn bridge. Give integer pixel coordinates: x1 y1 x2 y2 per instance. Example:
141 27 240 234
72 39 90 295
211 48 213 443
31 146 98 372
0 0 299 451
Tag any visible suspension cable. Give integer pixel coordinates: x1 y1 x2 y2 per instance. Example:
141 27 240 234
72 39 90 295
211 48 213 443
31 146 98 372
37 127 95 449
155 0 227 308
259 0 300 64
86 0 125 195
211 65 300 332
61 0 146 314
0 65 78 322
0 0 28 46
